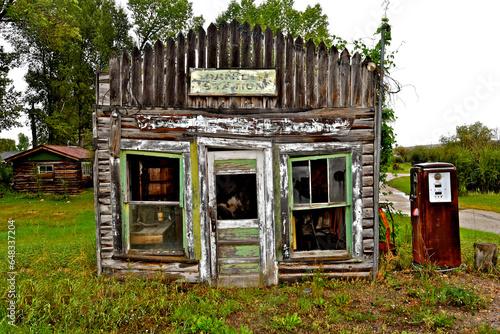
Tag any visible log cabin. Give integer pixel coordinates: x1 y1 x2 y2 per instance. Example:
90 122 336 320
94 20 381 286
6 145 92 194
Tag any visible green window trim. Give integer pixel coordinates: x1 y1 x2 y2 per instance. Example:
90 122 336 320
288 153 353 255
120 150 186 255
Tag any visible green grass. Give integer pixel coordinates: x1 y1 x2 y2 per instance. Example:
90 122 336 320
387 176 411 195
458 192 500 213
0 190 498 333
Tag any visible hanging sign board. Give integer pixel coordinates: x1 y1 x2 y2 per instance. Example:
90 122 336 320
189 68 277 96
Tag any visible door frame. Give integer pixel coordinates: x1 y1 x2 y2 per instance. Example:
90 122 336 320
197 137 276 286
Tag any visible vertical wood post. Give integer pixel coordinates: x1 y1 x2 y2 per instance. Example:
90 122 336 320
165 37 176 107
154 40 165 107
474 242 498 271
317 42 327 108
121 50 130 105
143 43 154 106
294 36 304 109
109 53 120 106
176 33 186 107
305 39 316 109
131 47 142 106
284 34 294 109
328 46 339 107
274 30 284 108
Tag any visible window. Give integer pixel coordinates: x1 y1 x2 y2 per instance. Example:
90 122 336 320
37 164 54 179
125 153 184 255
289 154 351 253
82 162 92 177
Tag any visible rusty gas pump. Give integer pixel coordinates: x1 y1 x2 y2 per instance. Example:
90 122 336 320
410 162 461 268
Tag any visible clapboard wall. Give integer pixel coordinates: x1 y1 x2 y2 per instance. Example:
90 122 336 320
95 20 379 280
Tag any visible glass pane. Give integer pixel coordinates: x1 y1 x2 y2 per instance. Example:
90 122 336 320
329 157 347 203
292 207 346 251
129 204 183 251
311 159 328 203
128 155 180 202
216 174 258 219
292 160 310 205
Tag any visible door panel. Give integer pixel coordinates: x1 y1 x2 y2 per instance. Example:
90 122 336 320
207 151 264 287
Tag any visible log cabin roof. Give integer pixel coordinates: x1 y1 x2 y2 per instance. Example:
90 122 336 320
5 145 90 162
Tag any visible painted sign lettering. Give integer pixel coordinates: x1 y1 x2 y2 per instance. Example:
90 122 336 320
190 69 277 96
135 114 353 137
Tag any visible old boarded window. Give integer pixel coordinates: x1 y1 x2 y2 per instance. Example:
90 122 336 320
37 164 54 180
125 153 184 255
290 154 351 253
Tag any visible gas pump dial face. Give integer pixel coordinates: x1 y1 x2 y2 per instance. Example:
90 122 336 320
428 172 452 203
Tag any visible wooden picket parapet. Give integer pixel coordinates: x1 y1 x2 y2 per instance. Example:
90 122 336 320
103 20 376 111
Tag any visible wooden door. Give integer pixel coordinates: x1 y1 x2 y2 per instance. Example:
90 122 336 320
207 150 265 287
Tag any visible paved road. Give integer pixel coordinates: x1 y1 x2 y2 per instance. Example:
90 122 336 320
379 174 500 235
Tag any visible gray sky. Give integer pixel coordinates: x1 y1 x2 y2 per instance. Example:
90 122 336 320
2 0 499 147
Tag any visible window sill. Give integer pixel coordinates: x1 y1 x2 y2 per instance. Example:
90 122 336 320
113 252 198 264
284 250 353 263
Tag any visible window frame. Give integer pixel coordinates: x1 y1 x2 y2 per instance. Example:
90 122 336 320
81 161 92 177
37 164 54 180
278 143 364 261
119 140 193 258
288 153 352 255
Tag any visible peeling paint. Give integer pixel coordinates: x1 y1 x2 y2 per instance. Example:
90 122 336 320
135 114 353 137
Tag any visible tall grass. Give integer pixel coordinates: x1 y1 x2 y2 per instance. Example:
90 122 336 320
0 190 497 333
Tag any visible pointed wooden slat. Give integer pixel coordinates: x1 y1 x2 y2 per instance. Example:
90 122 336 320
219 21 229 68
241 21 251 68
350 52 362 107
176 33 186 107
143 43 154 106
230 19 240 68
109 52 120 106
207 23 218 108
121 50 130 105
305 39 316 108
187 30 197 107
361 57 374 107
328 46 339 107
274 30 284 108
284 34 294 109
317 42 327 107
154 40 165 106
241 21 252 108
294 36 304 108
131 47 142 106
198 26 206 68
207 23 217 68
197 27 207 108
339 48 351 108
165 37 175 106
264 27 273 68
252 23 263 68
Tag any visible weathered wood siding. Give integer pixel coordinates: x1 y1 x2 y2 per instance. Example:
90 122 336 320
101 20 375 110
11 161 89 194
94 20 378 281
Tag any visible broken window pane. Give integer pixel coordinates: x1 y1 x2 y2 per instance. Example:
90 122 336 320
292 160 310 205
216 174 258 220
128 155 180 202
129 204 183 251
329 157 347 203
311 159 328 203
292 207 346 251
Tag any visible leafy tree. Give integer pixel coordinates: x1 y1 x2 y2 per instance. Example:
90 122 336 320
0 46 22 131
128 0 204 50
440 122 497 151
5 0 132 146
217 0 331 45
16 133 30 151
0 138 16 152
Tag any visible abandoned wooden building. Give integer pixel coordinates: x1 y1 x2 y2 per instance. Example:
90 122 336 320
94 20 381 286
6 145 92 194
